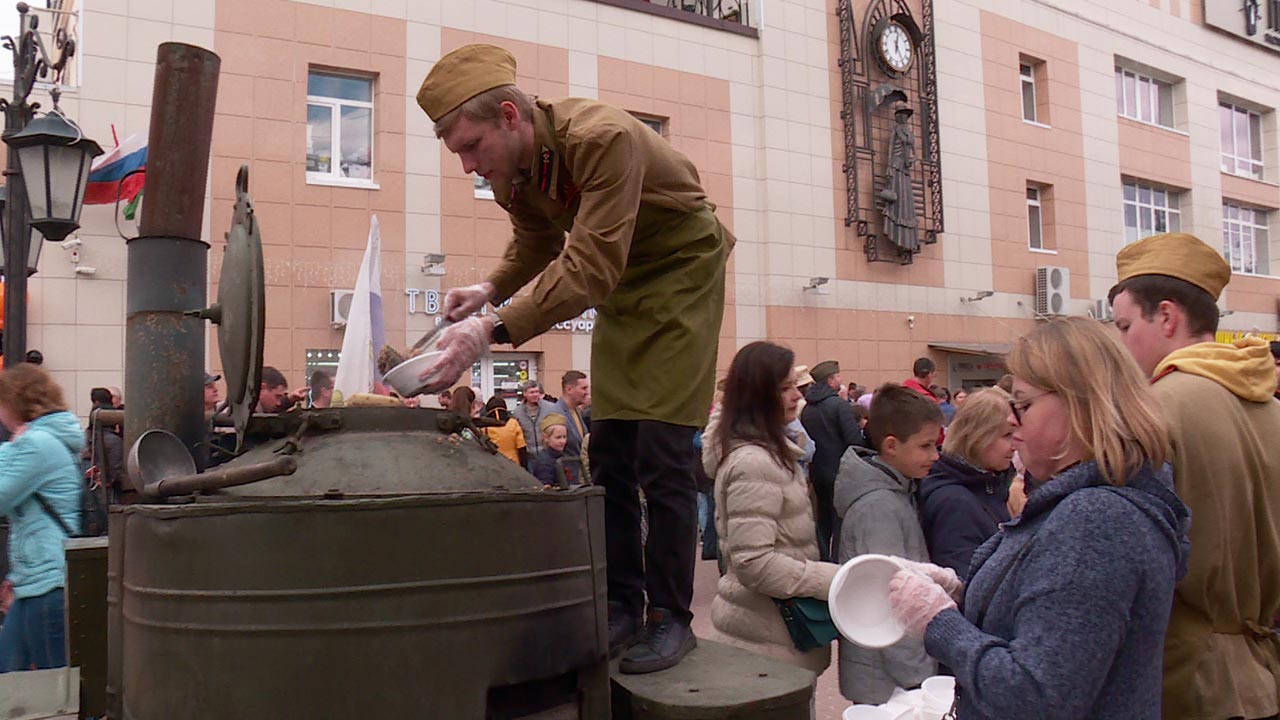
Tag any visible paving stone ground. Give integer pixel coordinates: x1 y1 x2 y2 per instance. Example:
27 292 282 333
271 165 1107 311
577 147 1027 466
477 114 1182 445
689 556 847 720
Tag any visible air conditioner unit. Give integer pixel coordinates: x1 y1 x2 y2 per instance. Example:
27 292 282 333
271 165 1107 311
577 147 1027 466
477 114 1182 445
330 289 354 328
1090 298 1114 322
1034 266 1069 316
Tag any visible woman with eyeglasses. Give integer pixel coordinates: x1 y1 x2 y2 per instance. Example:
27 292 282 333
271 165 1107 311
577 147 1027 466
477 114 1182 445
887 317 1191 719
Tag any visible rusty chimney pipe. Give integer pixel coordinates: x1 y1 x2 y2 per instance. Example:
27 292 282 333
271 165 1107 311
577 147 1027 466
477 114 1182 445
123 43 220 482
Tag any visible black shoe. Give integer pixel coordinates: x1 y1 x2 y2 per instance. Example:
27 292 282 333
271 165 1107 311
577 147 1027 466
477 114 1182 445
607 601 643 659
619 607 696 674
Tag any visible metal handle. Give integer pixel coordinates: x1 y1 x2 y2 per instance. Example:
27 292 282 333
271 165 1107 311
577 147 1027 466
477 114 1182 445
142 455 297 497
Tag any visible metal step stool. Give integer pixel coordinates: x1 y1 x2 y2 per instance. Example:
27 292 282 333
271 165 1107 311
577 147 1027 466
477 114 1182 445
611 639 815 719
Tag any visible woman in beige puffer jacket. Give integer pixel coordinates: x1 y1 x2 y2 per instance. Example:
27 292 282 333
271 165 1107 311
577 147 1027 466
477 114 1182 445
703 341 841 673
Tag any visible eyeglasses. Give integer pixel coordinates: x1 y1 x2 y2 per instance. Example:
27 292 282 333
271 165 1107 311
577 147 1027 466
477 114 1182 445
1009 391 1052 424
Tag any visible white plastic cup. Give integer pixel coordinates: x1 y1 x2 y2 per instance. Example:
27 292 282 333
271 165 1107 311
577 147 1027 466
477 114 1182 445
843 706 896 720
921 675 955 708
919 675 955 720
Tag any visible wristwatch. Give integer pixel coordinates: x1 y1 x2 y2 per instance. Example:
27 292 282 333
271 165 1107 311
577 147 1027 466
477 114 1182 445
491 315 511 345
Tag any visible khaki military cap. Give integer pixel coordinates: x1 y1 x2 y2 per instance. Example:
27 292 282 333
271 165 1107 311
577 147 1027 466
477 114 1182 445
416 44 517 122
1115 232 1231 300
539 412 568 435
812 360 840 383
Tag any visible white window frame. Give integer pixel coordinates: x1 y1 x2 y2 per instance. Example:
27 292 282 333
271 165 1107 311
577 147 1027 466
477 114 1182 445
1222 202 1270 276
469 353 541 405
1115 68 1173 128
1122 180 1181 244
1219 102 1264 180
306 70 377 188
1027 186 1044 250
1020 63 1037 123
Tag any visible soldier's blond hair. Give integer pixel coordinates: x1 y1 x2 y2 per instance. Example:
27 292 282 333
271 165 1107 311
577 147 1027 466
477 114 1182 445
433 85 533 137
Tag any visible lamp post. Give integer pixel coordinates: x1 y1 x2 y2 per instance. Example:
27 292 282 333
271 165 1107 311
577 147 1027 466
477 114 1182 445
0 1 100 364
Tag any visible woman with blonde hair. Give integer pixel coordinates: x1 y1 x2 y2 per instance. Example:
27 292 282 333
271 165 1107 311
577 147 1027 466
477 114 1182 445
0 364 83 672
916 387 1015 577
888 317 1190 719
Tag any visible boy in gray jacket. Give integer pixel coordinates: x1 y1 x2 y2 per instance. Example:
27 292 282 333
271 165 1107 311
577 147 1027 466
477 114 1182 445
834 383 944 704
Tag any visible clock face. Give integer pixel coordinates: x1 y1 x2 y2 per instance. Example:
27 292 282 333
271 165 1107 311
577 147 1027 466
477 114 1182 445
878 23 913 73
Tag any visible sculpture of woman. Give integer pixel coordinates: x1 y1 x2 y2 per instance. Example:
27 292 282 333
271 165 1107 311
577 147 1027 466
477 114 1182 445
878 105 920 253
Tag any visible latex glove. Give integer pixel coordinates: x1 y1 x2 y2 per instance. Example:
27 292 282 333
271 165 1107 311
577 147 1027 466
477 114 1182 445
416 315 493 392
898 559 965 603
888 569 957 638
443 282 494 322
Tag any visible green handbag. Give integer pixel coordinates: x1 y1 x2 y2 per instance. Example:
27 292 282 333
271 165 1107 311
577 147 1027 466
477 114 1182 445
773 596 839 651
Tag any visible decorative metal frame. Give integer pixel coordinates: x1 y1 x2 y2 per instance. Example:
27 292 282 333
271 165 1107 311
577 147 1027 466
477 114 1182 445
837 0 944 264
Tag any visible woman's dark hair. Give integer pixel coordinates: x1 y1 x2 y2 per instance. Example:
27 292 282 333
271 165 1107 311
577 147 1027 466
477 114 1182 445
719 341 795 469
484 394 510 422
90 387 114 408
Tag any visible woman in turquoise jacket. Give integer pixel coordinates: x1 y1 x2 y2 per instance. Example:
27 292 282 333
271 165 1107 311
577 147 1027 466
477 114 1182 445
0 363 82 672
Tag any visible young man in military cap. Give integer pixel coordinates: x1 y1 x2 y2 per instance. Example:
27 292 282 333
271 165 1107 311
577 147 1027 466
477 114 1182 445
413 44 732 673
1109 232 1280 720
800 360 864 561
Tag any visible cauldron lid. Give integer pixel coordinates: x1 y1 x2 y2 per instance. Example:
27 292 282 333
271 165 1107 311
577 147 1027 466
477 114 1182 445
217 165 265 452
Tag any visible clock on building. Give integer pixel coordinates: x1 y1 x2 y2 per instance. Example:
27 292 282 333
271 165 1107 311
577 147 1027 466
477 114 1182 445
877 21 913 73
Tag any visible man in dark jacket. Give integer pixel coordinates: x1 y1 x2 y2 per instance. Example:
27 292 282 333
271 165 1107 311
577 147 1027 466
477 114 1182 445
800 360 864 560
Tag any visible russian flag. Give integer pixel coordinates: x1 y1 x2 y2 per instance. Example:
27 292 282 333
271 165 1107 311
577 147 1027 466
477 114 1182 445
85 132 146 206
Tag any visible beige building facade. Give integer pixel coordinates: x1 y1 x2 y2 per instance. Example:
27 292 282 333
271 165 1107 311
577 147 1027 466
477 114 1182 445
13 0 1280 416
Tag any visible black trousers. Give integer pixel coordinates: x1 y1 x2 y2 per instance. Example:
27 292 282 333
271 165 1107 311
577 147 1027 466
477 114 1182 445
591 419 697 626
811 471 836 562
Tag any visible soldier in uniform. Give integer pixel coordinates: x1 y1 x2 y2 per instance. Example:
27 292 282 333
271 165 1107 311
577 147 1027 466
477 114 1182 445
415 44 732 673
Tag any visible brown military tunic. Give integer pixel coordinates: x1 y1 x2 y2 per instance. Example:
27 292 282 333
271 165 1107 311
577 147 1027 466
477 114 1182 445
487 98 732 428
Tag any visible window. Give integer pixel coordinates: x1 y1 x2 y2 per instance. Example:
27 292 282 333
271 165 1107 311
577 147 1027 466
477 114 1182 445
1115 69 1174 128
1122 181 1181 244
1027 186 1044 250
1219 102 1263 180
1222 203 1270 275
1020 63 1037 122
307 71 375 184
636 116 665 135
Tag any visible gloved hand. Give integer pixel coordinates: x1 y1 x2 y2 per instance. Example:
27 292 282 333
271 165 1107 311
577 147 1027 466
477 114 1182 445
898 559 965 602
888 569 957 638
443 282 494 322
416 315 493 392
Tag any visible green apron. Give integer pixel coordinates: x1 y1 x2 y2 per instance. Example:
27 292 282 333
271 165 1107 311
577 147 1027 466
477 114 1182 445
591 203 727 428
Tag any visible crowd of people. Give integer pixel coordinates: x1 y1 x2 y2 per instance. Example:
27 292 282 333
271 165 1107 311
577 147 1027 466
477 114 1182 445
1 36 1279 720
701 232 1280 720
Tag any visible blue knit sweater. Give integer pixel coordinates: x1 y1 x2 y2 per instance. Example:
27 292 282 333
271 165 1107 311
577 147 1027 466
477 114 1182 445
924 460 1190 720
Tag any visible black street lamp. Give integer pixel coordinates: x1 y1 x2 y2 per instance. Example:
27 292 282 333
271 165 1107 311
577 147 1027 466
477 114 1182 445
0 186 43 276
0 2 99 364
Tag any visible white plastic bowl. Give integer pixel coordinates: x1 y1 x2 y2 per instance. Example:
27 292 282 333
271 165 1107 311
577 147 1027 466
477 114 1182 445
843 705 895 720
382 350 444 397
829 554 907 648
